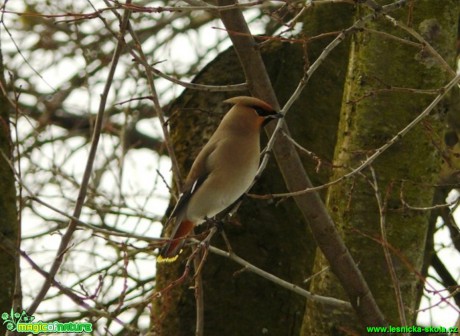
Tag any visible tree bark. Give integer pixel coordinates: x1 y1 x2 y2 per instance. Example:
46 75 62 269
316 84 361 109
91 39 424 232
0 39 20 328
302 1 459 334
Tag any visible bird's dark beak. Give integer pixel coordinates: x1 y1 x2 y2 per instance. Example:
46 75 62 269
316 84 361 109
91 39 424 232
265 112 283 120
262 112 283 127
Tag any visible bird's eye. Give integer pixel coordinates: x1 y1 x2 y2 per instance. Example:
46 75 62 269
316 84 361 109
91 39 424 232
252 106 275 117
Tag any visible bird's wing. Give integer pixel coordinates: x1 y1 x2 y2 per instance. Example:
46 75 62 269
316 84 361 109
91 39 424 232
158 138 223 261
158 173 207 260
161 139 219 237
167 172 209 223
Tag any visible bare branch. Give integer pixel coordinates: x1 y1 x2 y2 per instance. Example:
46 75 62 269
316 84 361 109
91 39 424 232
383 14 457 77
150 67 248 92
369 166 407 328
27 1 133 315
193 255 204 336
207 243 353 311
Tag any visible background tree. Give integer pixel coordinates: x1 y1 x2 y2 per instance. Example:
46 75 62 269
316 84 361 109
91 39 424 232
0 1 459 335
303 2 459 334
0 17 20 321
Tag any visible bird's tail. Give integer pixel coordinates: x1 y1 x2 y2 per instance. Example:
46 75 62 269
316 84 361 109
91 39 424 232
157 219 194 263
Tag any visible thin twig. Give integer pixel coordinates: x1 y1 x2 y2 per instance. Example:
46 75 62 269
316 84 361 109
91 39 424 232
190 227 219 336
120 1 270 13
0 2 270 19
193 255 204 336
384 14 456 77
192 226 218 277
369 166 407 330
400 181 460 211
362 27 421 49
150 67 248 92
207 244 353 310
354 227 460 314
126 17 183 189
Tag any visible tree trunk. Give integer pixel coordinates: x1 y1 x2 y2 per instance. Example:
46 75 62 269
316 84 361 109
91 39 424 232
0 40 20 329
302 1 459 334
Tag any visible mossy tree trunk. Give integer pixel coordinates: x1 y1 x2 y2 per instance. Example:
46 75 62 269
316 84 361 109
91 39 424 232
0 39 20 328
302 1 459 334
152 4 354 335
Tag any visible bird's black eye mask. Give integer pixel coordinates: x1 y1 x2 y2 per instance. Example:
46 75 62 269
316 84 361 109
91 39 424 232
251 105 277 117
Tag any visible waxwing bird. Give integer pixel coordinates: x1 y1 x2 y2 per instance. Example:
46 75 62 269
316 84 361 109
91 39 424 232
158 96 282 262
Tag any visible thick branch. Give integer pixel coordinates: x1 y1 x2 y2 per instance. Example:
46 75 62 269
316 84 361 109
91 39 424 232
21 102 163 151
431 253 460 308
217 0 387 327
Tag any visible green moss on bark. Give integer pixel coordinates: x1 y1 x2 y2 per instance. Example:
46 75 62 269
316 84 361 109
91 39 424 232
303 1 459 334
0 49 19 328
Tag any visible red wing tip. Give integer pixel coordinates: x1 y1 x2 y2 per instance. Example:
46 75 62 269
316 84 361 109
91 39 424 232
157 220 193 263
